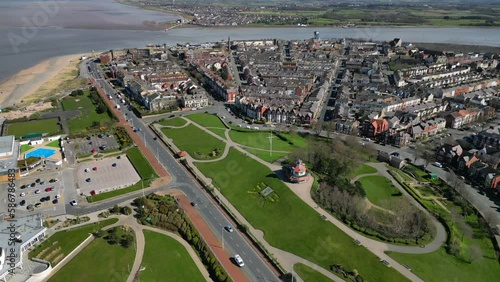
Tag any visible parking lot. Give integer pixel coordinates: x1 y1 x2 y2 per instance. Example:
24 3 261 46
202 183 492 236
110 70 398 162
75 154 141 196
1 171 67 218
64 135 119 164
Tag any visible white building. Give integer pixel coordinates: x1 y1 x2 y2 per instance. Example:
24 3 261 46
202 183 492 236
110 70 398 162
0 214 47 281
180 94 209 109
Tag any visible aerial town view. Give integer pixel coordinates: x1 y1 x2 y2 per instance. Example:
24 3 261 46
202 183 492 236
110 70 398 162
0 0 499 282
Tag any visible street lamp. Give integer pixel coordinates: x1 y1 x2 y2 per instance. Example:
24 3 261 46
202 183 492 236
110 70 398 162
141 179 145 198
268 131 274 157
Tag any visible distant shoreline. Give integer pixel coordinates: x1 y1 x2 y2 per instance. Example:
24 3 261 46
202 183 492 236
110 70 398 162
115 0 499 30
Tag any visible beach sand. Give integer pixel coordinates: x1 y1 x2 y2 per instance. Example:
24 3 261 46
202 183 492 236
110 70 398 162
0 53 93 120
0 54 86 109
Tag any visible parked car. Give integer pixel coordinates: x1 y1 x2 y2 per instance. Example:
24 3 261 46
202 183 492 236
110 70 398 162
52 199 59 204
19 200 26 206
432 162 443 168
234 254 245 267
45 187 53 192
19 192 26 197
70 200 78 206
34 189 41 194
112 163 117 167
86 178 91 182
35 203 41 208
27 204 34 210
35 178 41 183
30 183 36 187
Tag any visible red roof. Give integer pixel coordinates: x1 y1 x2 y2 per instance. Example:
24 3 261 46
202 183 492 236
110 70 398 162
294 165 306 173
178 151 187 157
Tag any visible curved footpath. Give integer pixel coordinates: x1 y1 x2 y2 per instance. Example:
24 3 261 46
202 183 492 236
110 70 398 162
169 117 451 282
42 205 213 282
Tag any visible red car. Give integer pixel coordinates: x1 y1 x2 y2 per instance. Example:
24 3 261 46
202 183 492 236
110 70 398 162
45 187 53 192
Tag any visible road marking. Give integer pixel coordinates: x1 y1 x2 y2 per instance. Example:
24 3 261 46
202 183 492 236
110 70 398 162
256 268 260 273
242 251 246 255
249 259 253 264
236 244 239 247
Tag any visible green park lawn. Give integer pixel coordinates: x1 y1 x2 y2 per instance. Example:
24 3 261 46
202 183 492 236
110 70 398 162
140 230 205 282
352 164 377 177
207 128 227 139
358 176 401 207
294 263 333 282
186 113 226 128
162 124 225 160
30 218 118 266
228 130 307 151
61 93 112 133
126 147 158 179
244 148 288 163
7 119 60 137
46 139 61 148
388 239 500 282
195 149 407 282
48 233 135 282
158 117 187 127
20 144 33 154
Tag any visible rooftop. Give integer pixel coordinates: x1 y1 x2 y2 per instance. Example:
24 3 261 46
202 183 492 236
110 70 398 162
0 140 18 175
0 214 46 279
0 136 14 156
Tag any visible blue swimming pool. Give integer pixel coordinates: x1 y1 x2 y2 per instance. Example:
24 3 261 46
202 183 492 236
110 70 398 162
25 148 56 159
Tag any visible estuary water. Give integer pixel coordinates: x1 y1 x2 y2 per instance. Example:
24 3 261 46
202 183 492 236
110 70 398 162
0 0 499 82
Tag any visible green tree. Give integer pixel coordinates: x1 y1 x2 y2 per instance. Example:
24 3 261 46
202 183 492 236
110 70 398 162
106 228 119 244
121 233 135 248
121 206 132 215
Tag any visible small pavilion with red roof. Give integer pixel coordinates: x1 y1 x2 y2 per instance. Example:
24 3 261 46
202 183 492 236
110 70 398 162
289 159 310 183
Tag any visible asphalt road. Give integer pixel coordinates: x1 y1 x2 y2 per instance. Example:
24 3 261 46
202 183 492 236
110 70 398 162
68 61 280 282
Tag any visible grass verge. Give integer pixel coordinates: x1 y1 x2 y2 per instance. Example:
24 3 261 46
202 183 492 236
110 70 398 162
294 263 333 282
158 117 187 127
357 175 401 206
29 218 118 266
244 148 288 163
352 164 377 177
48 228 135 282
186 113 227 128
162 124 225 160
140 230 205 282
